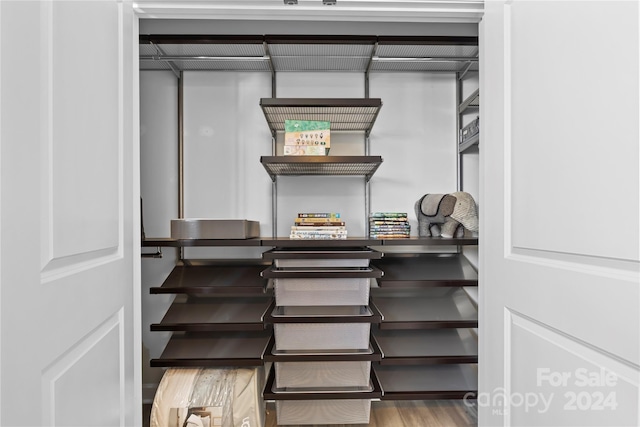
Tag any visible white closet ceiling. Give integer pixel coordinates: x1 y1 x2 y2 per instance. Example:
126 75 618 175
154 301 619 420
139 35 479 73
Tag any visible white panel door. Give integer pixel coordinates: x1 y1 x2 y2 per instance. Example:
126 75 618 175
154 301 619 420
480 1 639 426
0 1 140 426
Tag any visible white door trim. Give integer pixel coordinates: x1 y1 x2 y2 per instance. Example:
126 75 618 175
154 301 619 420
132 0 484 22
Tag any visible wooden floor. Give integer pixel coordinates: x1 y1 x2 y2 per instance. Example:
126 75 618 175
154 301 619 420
264 400 477 427
144 400 477 427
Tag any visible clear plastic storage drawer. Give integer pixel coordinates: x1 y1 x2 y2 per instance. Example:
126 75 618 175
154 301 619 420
274 277 370 306
276 399 371 425
274 361 371 390
271 306 373 352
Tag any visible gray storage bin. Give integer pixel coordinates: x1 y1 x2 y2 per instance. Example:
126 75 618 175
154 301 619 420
274 277 370 306
170 219 259 239
274 322 370 351
275 361 371 390
276 399 371 425
272 306 372 352
274 258 370 268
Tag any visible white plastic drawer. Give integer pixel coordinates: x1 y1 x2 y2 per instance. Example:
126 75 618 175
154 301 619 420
275 361 371 390
274 322 370 351
276 399 371 425
274 277 370 306
274 258 370 268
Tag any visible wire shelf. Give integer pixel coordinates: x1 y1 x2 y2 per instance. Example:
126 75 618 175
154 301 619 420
260 156 383 182
259 98 383 133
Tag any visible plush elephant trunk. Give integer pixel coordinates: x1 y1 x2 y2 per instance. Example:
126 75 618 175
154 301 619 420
449 191 479 232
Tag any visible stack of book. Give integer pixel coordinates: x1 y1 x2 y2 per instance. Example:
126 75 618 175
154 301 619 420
369 212 410 239
290 213 347 239
284 120 331 156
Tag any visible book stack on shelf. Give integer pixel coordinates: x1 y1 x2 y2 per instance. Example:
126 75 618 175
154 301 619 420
284 120 331 156
290 213 347 239
369 212 410 239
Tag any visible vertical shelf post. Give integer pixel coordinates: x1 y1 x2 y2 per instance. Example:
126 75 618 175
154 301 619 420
365 133 371 237
456 72 462 192
178 71 185 261
271 134 278 238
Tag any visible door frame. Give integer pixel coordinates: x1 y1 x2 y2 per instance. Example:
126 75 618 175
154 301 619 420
131 2 484 425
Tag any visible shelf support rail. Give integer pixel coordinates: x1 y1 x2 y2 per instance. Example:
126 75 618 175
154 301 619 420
458 61 474 81
364 43 376 233
141 246 163 259
150 42 181 79
456 72 462 193
263 41 276 98
364 42 378 99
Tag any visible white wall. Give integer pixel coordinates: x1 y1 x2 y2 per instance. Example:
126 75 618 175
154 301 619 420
140 71 179 402
370 72 458 231
155 70 462 240
182 71 272 257
274 72 368 236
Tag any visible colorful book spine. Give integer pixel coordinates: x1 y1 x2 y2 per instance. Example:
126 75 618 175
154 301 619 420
297 212 341 219
369 212 410 238
369 227 410 232
293 222 346 226
292 212 347 239
370 212 407 218
290 234 347 240
295 217 344 224
290 226 347 232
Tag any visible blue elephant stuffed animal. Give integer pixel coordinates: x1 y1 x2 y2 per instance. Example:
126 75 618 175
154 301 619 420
415 191 478 238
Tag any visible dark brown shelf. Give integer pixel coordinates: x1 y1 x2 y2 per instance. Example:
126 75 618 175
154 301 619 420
262 238 381 247
263 364 383 401
262 247 382 260
261 265 383 279
374 329 477 365
142 237 477 248
372 254 477 288
150 330 272 367
263 334 382 362
150 263 269 295
378 236 478 246
142 237 261 247
265 305 381 324
371 288 478 329
150 296 274 332
260 156 383 182
259 98 383 133
375 364 477 400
